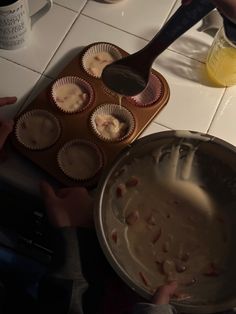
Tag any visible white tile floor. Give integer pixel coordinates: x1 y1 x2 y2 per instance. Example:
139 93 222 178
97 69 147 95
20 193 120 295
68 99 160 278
208 86 236 145
0 2 77 73
0 0 235 193
45 14 148 78
82 0 176 40
152 49 225 132
167 0 219 62
54 0 87 12
0 59 40 119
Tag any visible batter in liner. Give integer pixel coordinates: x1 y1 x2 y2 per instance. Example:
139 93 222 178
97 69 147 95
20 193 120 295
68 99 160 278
105 142 232 303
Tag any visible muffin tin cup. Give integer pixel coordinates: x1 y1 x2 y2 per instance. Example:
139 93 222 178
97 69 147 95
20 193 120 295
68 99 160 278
81 43 122 78
51 76 94 114
11 42 170 188
57 139 104 182
102 84 117 98
15 109 61 150
90 103 135 143
129 73 163 107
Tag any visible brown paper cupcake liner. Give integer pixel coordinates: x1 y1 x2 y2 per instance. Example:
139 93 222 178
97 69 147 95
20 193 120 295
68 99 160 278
51 76 94 114
15 109 61 150
90 103 135 142
57 139 104 181
81 43 122 78
129 73 163 107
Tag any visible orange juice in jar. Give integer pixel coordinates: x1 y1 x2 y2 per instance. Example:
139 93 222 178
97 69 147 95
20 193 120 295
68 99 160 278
206 26 236 86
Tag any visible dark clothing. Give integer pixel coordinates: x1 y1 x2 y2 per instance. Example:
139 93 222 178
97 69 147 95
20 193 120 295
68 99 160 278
0 223 172 314
38 228 88 314
38 228 173 314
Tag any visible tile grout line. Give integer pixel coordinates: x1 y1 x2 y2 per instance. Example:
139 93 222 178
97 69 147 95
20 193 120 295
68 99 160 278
206 88 227 133
55 0 89 13
153 121 172 130
14 72 54 117
0 55 42 75
163 0 179 23
14 74 43 117
23 6 90 111
81 13 205 64
167 47 206 64
53 2 77 13
41 12 85 78
0 3 84 79
5 0 206 115
81 13 150 43
82 0 179 39
1 3 82 115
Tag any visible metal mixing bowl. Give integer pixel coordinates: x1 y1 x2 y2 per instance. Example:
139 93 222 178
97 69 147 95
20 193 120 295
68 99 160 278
94 130 236 313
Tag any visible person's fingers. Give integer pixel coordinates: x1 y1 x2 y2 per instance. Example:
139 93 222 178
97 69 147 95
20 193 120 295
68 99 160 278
40 181 59 208
40 181 67 227
152 281 178 305
78 186 90 196
0 120 14 150
0 97 17 106
213 0 236 24
56 187 73 198
56 186 87 198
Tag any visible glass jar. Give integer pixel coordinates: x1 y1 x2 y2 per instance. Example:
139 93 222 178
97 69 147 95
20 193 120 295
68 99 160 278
206 26 236 86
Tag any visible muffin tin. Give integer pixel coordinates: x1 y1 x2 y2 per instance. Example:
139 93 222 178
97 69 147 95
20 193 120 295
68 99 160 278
11 42 170 187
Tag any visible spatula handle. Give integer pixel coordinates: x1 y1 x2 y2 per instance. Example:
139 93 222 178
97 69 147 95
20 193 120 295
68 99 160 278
144 0 215 62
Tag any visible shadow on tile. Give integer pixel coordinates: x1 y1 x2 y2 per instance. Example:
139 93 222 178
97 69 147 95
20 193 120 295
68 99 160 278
46 44 220 91
139 26 162 42
17 76 53 117
155 50 220 88
169 35 210 62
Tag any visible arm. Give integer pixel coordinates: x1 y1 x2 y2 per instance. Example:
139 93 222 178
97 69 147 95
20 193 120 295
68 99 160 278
182 0 236 23
132 304 175 314
0 97 16 149
212 0 236 24
39 182 94 314
38 228 88 314
0 96 91 314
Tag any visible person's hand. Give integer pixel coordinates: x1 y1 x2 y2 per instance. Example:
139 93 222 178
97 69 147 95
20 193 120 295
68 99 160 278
152 281 178 305
213 0 236 24
0 97 17 150
40 181 94 228
182 0 236 24
0 97 17 106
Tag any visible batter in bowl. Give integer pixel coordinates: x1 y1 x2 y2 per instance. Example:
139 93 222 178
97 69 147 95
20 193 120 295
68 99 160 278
105 141 232 303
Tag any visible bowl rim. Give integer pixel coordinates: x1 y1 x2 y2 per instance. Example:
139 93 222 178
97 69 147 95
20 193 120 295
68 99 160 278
94 130 236 313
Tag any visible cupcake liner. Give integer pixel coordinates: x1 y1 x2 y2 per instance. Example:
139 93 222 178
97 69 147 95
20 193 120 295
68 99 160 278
15 109 61 150
57 139 103 181
82 43 122 78
51 76 94 114
129 73 163 107
90 103 135 142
